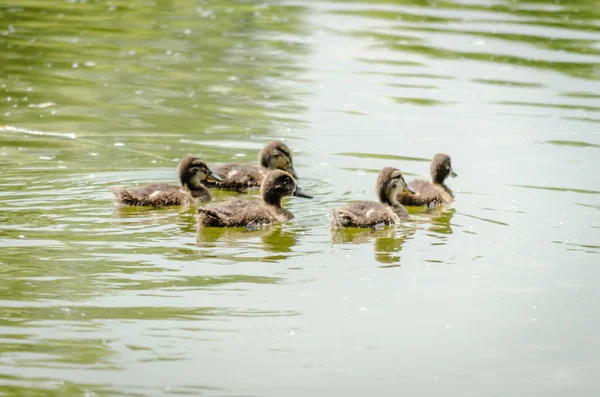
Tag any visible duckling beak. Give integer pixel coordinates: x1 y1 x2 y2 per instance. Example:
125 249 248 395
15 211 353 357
293 186 313 199
288 164 299 179
403 184 416 195
206 169 222 182
451 169 458 178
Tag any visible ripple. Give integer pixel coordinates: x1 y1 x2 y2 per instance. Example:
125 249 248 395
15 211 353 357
497 101 600 113
561 92 600 99
544 140 600 148
392 97 456 106
471 78 544 88
1 0 600 395
514 184 600 195
335 152 431 162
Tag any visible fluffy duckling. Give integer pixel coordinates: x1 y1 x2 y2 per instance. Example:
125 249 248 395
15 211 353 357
112 156 221 207
203 141 298 191
331 167 415 228
197 170 312 228
398 153 457 207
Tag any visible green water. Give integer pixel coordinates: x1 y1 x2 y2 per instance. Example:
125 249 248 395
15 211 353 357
1 0 599 395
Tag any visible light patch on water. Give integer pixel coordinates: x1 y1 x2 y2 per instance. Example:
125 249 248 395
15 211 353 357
28 102 55 108
0 125 75 139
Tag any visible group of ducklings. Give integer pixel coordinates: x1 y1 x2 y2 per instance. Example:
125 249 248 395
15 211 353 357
112 141 457 229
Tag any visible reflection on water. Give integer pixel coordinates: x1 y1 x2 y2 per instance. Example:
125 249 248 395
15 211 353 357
425 207 456 236
1 0 600 395
197 224 299 261
332 226 415 266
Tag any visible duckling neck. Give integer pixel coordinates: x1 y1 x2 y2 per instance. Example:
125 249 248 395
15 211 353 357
263 191 283 208
187 183 212 201
432 173 447 185
381 192 408 216
439 183 453 198
432 175 454 198
380 191 399 207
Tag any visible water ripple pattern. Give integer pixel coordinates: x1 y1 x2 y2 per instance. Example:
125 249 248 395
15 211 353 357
1 0 599 396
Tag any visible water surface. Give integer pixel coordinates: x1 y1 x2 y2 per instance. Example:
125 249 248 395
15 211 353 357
1 0 599 396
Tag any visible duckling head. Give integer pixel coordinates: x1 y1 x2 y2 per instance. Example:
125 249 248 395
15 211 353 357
178 155 222 189
377 167 414 205
259 141 298 179
261 169 312 206
430 153 457 184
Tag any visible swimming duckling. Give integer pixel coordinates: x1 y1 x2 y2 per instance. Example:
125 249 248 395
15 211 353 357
112 156 221 207
203 141 298 191
398 153 457 207
197 170 312 228
331 167 415 228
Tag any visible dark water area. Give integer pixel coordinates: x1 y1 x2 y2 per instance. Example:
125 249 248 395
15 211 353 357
1 0 599 396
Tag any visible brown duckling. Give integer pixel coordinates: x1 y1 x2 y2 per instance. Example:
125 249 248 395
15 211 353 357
203 141 298 191
112 156 221 207
398 153 457 208
331 167 415 229
197 170 312 228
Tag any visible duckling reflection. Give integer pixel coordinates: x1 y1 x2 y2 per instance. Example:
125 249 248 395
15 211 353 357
204 141 298 191
331 227 414 266
425 207 456 239
197 225 299 261
111 156 221 207
398 153 457 208
113 203 195 227
373 229 412 266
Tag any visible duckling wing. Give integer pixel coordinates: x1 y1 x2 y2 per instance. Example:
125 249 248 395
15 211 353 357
204 164 265 190
398 180 451 207
197 199 283 227
331 201 400 228
112 184 192 207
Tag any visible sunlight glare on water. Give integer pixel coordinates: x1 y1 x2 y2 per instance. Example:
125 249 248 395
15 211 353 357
1 0 599 396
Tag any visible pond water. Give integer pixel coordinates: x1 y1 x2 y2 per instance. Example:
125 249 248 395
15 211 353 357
1 0 599 396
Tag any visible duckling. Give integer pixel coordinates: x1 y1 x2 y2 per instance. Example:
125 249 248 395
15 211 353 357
398 153 457 207
112 156 222 207
331 167 415 228
197 170 312 228
203 141 298 191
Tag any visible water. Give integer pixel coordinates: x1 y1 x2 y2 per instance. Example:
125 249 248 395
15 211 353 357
1 0 599 395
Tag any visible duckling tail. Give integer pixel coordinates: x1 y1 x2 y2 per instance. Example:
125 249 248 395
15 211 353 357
330 209 343 229
111 187 137 205
197 208 221 227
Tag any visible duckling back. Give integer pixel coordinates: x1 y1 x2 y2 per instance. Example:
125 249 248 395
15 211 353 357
197 199 291 228
331 201 404 228
398 180 453 207
112 184 197 207
204 163 266 190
